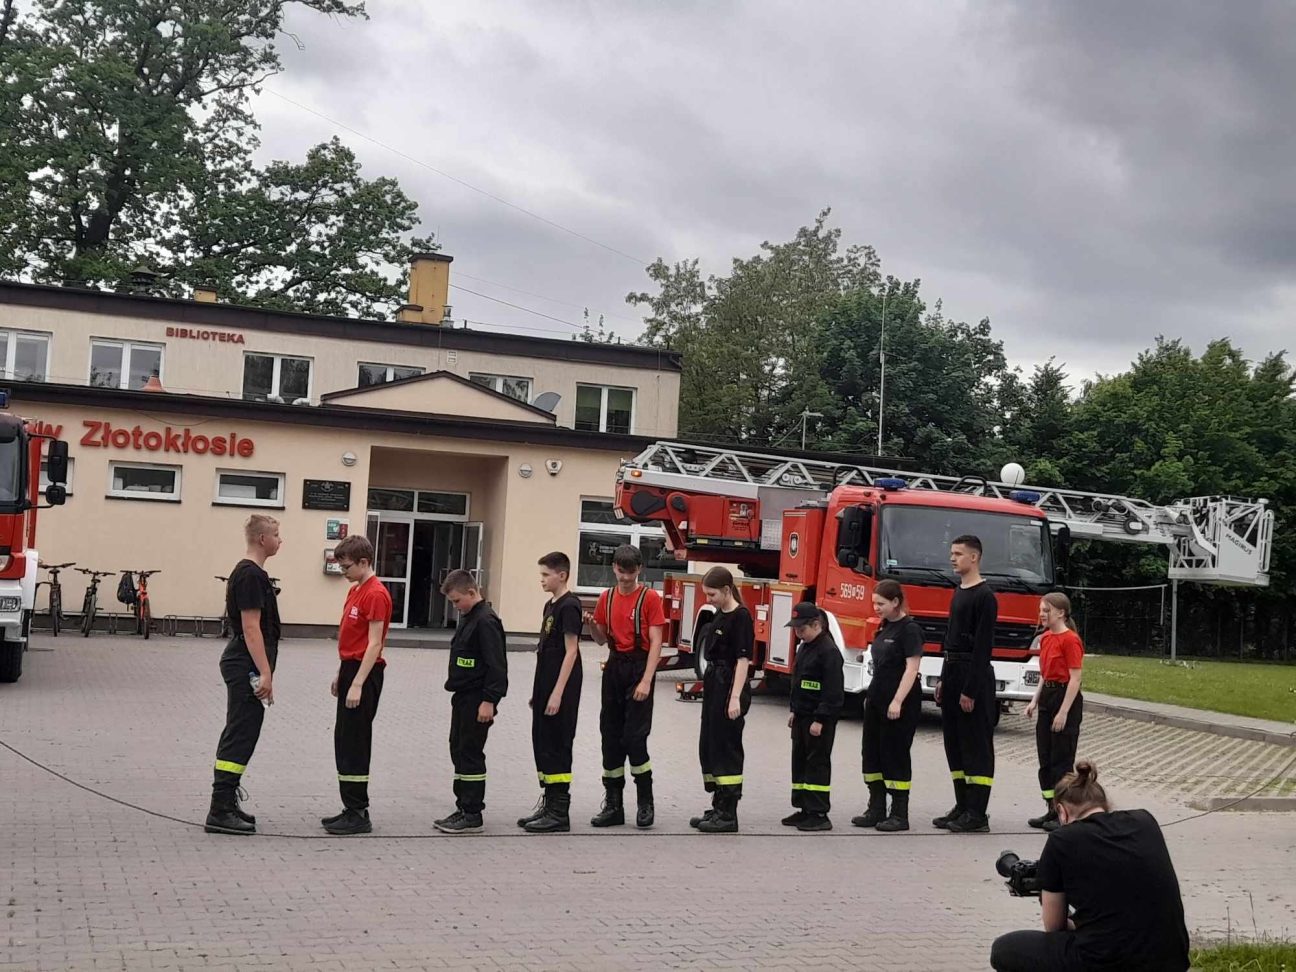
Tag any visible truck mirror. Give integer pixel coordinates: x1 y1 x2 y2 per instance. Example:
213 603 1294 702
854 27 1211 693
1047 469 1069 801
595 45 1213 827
44 483 67 506
45 440 69 484
835 506 873 570
836 547 857 569
1053 524 1072 581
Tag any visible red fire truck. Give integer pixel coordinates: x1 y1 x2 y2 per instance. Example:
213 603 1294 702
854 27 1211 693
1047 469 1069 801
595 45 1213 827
615 442 1273 703
0 390 70 682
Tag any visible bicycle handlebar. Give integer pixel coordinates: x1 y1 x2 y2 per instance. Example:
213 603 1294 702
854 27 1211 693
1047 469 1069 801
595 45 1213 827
132 570 162 577
75 568 114 578
40 561 76 570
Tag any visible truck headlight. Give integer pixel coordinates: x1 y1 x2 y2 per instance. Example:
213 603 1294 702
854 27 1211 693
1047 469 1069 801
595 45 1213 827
0 596 22 612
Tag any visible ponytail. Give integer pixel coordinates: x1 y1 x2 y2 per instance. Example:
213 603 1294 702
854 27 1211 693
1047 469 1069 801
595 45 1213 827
1054 759 1110 813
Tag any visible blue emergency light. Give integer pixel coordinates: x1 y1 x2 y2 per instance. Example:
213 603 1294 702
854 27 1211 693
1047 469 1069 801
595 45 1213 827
1009 489 1042 505
0 389 9 409
877 477 907 491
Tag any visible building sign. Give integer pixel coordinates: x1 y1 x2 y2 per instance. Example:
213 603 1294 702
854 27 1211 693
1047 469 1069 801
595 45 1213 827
30 421 63 439
303 479 351 511
80 420 254 457
165 326 246 344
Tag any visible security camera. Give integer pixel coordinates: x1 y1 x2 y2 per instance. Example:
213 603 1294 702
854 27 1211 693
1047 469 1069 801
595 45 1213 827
545 459 563 476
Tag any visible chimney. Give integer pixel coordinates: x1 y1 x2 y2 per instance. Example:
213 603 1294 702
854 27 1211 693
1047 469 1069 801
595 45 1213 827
193 285 218 303
405 252 453 325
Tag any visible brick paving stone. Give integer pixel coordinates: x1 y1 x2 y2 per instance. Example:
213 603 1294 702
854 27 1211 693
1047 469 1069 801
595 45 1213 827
2 635 1294 970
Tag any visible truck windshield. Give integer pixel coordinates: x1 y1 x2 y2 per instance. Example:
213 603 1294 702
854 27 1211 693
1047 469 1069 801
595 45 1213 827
0 437 23 510
879 505 1053 592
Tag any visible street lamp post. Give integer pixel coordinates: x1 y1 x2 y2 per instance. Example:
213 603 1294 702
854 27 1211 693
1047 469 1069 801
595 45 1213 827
877 284 888 456
800 409 823 450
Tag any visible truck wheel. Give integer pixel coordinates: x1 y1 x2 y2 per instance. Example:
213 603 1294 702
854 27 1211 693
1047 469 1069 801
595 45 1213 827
0 639 22 683
692 608 717 680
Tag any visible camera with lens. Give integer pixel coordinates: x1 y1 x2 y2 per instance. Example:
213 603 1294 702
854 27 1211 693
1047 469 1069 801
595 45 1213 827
996 850 1042 897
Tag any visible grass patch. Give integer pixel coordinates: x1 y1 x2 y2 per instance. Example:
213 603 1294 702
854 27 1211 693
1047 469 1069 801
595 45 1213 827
1190 940 1296 971
1082 655 1296 723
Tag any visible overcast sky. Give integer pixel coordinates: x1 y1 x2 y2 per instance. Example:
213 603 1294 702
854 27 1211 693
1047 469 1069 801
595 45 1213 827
259 0 1296 386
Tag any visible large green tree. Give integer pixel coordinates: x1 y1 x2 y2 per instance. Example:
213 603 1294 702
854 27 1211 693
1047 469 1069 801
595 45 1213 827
0 0 434 316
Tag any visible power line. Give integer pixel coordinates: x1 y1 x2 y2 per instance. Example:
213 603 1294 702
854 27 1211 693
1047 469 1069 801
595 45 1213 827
450 284 584 331
454 271 643 326
263 89 651 267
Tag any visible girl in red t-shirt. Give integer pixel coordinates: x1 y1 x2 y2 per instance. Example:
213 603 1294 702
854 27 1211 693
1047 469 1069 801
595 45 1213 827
1024 592 1084 831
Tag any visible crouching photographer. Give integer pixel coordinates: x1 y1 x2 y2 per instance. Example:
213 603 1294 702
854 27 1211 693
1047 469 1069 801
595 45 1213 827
990 760 1190 972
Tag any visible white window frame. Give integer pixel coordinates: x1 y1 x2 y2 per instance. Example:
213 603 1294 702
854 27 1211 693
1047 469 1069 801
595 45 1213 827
358 362 426 386
575 496 665 595
212 469 286 509
39 456 75 496
243 352 314 402
575 383 636 434
0 328 51 381
106 461 182 503
469 373 534 403
88 338 166 390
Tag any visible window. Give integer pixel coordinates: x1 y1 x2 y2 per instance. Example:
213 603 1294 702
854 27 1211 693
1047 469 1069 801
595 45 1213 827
358 363 425 387
107 462 181 502
576 498 669 591
0 329 50 381
39 456 75 496
243 353 312 402
365 488 469 519
575 384 635 434
470 373 533 403
214 470 285 508
89 340 164 390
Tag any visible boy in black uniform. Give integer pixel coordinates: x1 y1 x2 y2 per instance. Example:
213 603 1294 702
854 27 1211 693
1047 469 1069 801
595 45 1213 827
518 551 583 834
782 602 844 832
435 570 508 834
933 534 999 833
205 514 282 835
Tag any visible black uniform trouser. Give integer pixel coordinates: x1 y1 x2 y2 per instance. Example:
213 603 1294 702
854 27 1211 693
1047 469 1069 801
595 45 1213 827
862 686 920 794
1036 683 1083 800
990 930 1085 972
212 642 276 799
449 693 492 813
699 660 751 809
334 660 384 811
790 713 836 814
940 660 997 816
531 654 582 796
599 651 654 796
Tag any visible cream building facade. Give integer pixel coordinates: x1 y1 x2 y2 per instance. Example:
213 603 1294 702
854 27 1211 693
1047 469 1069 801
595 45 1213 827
1 258 682 635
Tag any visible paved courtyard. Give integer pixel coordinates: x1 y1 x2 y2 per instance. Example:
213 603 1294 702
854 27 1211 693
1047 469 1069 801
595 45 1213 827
2 634 1293 970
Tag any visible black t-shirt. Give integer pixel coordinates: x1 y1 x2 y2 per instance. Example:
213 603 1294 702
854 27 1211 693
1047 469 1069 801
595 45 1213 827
538 592 583 658
1038 809 1190 971
700 605 754 665
868 616 924 697
942 581 998 696
225 559 281 652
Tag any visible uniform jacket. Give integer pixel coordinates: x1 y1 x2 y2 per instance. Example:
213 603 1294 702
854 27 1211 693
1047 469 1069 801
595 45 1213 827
445 600 509 704
789 629 845 721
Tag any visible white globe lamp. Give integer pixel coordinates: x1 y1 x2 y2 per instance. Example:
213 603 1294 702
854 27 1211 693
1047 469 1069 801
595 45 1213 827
1001 462 1026 487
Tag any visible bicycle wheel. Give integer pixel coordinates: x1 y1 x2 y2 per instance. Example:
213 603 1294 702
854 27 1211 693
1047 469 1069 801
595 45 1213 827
142 600 151 640
50 588 61 637
81 596 95 637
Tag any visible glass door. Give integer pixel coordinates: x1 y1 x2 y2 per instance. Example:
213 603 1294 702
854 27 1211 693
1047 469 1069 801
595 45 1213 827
367 512 414 628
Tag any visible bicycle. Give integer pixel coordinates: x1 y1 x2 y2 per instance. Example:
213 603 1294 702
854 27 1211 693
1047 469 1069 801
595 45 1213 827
215 574 282 639
76 568 114 637
37 562 75 637
131 570 161 640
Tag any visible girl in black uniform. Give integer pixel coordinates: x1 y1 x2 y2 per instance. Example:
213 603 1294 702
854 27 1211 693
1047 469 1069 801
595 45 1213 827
690 566 753 833
852 579 924 832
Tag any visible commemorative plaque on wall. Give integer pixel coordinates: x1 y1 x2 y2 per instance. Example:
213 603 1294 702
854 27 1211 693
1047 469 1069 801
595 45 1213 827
303 479 351 511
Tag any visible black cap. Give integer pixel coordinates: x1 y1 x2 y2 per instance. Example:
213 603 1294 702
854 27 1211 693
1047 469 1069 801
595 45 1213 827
785 601 822 627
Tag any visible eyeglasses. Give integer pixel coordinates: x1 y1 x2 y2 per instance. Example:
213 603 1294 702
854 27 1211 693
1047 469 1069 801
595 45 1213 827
337 561 356 570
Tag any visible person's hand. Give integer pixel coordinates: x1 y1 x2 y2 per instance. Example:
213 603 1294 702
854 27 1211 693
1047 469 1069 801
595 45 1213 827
934 680 942 706
330 675 339 698
810 721 823 737
477 701 496 723
727 698 741 720
1051 711 1068 733
254 671 273 704
582 610 595 625
346 682 363 709
788 713 795 729
960 693 975 713
887 700 901 720
633 680 651 702
545 692 562 716
1024 699 1037 719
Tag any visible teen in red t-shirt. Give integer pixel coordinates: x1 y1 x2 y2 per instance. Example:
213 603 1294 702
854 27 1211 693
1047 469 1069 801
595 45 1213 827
586 544 665 829
1024 592 1085 831
321 534 392 835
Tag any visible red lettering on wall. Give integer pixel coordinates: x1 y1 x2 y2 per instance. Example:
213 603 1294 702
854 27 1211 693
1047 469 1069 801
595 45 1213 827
29 421 64 439
79 419 255 456
165 325 245 344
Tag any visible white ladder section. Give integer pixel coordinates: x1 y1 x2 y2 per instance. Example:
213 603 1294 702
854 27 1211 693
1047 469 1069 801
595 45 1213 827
622 442 1273 587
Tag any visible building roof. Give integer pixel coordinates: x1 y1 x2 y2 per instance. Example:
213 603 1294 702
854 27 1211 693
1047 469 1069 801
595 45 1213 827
0 280 682 373
320 369 560 423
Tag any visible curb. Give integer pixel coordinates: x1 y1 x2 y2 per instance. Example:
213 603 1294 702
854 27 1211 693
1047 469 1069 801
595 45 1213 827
1084 698 1296 749
1189 797 1296 813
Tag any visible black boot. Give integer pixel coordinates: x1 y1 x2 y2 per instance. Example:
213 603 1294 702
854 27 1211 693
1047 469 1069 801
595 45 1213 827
233 786 256 825
947 786 990 833
690 791 719 829
876 790 909 832
698 793 738 833
635 779 655 829
851 780 887 828
1028 800 1057 830
933 779 967 829
524 790 571 834
590 787 625 827
517 790 547 829
205 791 255 835
324 808 372 835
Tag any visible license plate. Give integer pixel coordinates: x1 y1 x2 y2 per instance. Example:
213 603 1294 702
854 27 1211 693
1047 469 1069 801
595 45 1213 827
1024 671 1040 686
